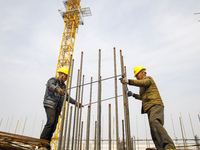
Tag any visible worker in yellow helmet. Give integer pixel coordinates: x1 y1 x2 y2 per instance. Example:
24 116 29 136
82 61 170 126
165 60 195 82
120 66 176 150
40 67 82 150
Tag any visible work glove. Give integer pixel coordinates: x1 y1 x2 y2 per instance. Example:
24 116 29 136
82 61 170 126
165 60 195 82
128 91 136 98
119 77 128 84
76 102 84 108
57 88 65 96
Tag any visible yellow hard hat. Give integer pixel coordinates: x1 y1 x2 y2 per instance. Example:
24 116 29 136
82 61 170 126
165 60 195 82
58 67 69 75
134 66 146 77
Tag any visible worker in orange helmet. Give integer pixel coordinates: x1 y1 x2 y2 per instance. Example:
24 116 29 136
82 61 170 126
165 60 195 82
40 67 82 150
120 66 176 150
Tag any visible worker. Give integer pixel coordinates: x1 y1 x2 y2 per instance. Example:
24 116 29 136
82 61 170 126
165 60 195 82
120 66 176 150
40 67 82 150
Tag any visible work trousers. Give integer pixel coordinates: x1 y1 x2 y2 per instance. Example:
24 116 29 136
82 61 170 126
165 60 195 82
147 105 176 150
40 107 61 143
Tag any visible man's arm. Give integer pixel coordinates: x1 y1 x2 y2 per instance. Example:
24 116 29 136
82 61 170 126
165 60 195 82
129 77 151 87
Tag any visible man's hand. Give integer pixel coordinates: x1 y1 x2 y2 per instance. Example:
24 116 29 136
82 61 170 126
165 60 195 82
76 102 84 108
119 77 128 84
57 88 65 96
128 91 136 97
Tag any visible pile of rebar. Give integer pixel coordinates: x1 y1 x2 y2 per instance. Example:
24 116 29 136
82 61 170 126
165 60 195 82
0 131 49 150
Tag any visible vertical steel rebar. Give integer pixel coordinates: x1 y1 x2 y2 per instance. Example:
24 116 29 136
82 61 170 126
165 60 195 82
8 116 13 132
31 114 37 136
94 121 97 150
5 117 9 131
80 121 84 150
40 120 44 137
0 119 2 129
71 69 80 149
122 120 125 150
136 115 139 150
66 106 73 150
180 113 188 149
77 75 85 150
62 59 74 150
171 114 178 146
120 50 132 150
86 105 91 150
179 116 187 149
109 104 111 150
189 113 195 137
86 77 93 150
97 49 101 150
22 116 27 135
58 55 73 149
113 47 119 150
15 120 19 134
75 52 84 150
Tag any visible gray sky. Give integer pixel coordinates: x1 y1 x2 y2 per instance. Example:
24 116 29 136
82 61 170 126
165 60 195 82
0 0 200 143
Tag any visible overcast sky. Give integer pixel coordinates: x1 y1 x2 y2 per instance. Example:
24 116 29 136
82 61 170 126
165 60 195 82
0 0 200 144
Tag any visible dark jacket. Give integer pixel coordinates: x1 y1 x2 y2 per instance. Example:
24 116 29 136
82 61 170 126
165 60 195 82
43 77 76 111
129 76 164 114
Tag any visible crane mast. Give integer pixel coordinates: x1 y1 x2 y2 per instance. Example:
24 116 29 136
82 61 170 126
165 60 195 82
51 0 91 149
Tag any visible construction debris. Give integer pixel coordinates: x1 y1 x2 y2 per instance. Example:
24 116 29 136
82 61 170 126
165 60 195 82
0 131 49 150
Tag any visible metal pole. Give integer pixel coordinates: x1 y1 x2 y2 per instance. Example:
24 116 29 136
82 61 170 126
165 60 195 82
144 115 148 148
62 59 74 150
179 116 187 149
71 69 80 150
40 120 44 137
120 50 132 150
171 114 178 146
86 77 93 150
189 113 195 137
80 121 84 150
97 49 101 150
77 75 85 150
22 116 27 135
15 120 19 134
58 55 73 150
113 47 119 150
66 106 73 150
8 116 13 132
31 114 37 136
94 121 97 150
0 119 2 129
122 120 125 150
136 115 139 150
18 117 22 134
5 117 9 131
109 104 111 150
86 105 91 150
75 51 84 150
180 113 188 148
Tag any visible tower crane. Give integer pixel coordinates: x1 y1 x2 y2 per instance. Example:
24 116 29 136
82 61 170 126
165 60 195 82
51 0 91 149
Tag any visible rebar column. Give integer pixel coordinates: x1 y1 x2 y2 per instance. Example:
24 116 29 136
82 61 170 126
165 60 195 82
86 77 93 150
66 106 73 150
97 49 102 150
77 75 85 150
94 121 97 150
75 51 84 150
86 105 91 150
71 69 80 149
122 120 125 150
113 47 119 150
58 55 73 150
120 50 132 150
62 59 75 150
80 121 84 150
109 104 111 150
179 116 187 149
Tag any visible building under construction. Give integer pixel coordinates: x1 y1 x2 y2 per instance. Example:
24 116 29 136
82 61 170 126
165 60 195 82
0 0 200 150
